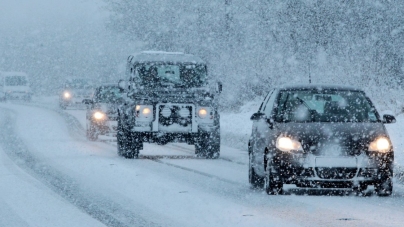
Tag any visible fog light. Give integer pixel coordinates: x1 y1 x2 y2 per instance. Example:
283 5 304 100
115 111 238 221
142 107 151 116
179 108 190 117
161 107 172 117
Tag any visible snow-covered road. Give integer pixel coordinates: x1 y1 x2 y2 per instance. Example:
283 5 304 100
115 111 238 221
1 100 404 226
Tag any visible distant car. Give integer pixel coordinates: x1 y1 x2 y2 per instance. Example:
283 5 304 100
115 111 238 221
82 84 125 141
59 78 94 109
248 84 395 196
0 71 32 101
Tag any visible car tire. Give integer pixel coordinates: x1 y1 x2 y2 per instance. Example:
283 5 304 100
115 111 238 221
249 152 264 188
265 160 283 195
375 170 393 196
117 118 139 159
86 122 97 141
195 131 220 159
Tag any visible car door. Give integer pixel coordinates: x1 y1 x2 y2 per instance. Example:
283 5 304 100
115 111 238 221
251 89 278 176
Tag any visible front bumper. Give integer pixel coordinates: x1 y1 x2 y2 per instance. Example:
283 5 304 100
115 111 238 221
270 151 393 188
92 120 118 136
130 125 219 145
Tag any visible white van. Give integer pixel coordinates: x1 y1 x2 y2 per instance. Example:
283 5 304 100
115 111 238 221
0 72 32 101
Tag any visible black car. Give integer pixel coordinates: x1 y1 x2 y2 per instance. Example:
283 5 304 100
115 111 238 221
248 84 396 196
83 84 125 141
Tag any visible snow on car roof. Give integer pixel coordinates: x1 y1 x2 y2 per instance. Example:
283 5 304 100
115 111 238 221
278 83 363 92
128 51 205 64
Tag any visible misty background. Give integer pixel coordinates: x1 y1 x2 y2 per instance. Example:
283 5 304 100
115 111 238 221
1 0 404 111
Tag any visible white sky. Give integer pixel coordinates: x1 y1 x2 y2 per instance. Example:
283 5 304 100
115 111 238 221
0 0 105 33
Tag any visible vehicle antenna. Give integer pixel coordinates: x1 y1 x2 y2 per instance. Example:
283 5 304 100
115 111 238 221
308 64 311 84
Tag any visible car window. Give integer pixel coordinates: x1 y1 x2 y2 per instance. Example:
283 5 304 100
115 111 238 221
263 89 278 117
134 63 207 88
5 76 27 86
94 86 123 103
65 79 92 89
258 89 273 112
274 89 380 123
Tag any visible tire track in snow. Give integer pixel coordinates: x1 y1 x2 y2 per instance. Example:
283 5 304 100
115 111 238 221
0 106 162 227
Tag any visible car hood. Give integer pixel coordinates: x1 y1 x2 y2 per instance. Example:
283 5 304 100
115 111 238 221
274 122 390 155
94 103 119 115
129 87 214 103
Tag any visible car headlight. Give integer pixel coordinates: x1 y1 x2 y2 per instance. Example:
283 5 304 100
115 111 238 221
179 107 190 117
368 137 391 152
161 106 172 117
93 111 106 120
135 105 153 119
198 108 208 118
63 92 71 99
276 136 303 152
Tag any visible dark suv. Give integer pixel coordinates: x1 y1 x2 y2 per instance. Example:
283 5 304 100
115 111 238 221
248 84 395 196
117 51 221 159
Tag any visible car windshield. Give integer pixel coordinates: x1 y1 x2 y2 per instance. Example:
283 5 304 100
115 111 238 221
94 86 123 103
5 76 27 86
133 63 207 88
66 79 92 89
274 89 380 123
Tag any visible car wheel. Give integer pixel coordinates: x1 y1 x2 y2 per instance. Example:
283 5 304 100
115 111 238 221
117 118 139 159
249 152 264 188
265 160 283 195
86 122 97 141
375 171 393 196
195 131 220 159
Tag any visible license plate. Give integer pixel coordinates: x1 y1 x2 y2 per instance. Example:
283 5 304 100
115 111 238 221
315 157 357 168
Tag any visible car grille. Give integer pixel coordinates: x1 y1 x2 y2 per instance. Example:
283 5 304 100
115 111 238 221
158 105 193 127
315 167 357 179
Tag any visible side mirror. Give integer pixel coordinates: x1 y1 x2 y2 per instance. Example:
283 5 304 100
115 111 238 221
383 114 396 124
216 82 222 94
118 79 127 90
250 112 265 121
82 99 93 105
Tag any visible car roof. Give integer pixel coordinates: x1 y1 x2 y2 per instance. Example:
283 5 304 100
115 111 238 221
128 51 205 64
277 83 364 92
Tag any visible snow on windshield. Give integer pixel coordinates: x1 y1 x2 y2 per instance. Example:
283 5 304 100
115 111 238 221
275 89 379 123
5 76 27 86
134 63 207 87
